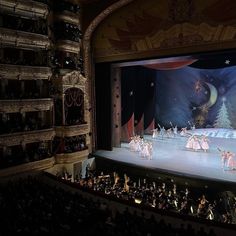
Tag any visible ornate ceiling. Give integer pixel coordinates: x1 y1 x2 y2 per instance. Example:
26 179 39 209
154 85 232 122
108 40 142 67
91 0 236 62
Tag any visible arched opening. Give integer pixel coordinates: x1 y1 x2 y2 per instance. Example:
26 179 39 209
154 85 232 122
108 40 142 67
64 87 85 126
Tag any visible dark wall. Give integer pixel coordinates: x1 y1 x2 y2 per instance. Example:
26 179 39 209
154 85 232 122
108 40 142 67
95 63 112 150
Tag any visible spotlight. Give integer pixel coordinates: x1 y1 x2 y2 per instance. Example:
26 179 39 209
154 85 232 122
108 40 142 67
134 198 142 204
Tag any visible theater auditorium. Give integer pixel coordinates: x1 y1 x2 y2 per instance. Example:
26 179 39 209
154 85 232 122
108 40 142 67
0 0 236 235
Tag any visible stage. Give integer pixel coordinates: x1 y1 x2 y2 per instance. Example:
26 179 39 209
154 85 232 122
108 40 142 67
94 128 236 184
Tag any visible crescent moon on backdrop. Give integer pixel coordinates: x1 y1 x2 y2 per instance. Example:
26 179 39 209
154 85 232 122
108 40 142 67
199 82 218 109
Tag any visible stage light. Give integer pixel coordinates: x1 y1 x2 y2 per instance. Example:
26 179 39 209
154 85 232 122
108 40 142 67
134 198 142 204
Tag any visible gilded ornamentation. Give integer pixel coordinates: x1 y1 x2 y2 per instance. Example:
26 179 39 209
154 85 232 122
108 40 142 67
55 149 89 164
55 11 80 25
0 129 55 147
0 28 50 50
83 0 134 150
0 98 53 113
56 40 81 54
0 0 49 19
55 124 89 137
62 70 86 88
0 64 52 80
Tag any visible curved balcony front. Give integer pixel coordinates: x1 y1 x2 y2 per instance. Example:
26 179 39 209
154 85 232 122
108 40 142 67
55 149 89 164
54 10 80 25
55 123 89 137
0 27 50 50
0 98 53 113
56 39 80 54
0 64 52 80
0 157 54 177
0 0 49 19
0 128 55 147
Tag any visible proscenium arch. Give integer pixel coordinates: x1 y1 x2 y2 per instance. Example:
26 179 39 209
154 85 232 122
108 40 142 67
83 0 134 150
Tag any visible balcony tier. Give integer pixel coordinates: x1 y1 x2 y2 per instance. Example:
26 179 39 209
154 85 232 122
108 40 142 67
0 157 54 177
0 27 50 50
0 64 52 80
0 98 53 113
0 128 55 147
0 0 49 19
55 123 89 137
56 39 80 54
55 10 80 25
55 149 89 164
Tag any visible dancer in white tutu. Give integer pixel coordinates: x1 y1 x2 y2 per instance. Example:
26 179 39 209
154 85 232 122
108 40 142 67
185 135 194 149
152 128 158 139
129 136 136 151
180 127 187 136
141 141 151 158
129 135 153 160
200 135 209 152
226 151 236 170
192 135 201 151
173 125 178 137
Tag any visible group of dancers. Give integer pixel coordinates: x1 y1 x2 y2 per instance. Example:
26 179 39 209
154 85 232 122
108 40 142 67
185 134 210 152
152 123 178 139
128 123 236 171
129 135 153 159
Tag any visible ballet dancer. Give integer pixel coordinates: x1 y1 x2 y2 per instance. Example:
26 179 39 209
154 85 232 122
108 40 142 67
200 135 209 152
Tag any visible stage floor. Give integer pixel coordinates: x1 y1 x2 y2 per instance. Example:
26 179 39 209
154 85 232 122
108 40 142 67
94 129 236 184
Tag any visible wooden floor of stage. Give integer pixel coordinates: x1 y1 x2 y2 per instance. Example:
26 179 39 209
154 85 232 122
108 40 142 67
93 129 236 184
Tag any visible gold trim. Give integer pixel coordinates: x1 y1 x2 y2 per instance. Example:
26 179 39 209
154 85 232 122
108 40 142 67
54 11 80 25
55 149 89 164
0 128 55 147
83 0 134 150
0 0 49 19
0 27 50 50
0 64 52 80
56 39 81 54
0 98 53 113
55 124 89 137
0 157 55 177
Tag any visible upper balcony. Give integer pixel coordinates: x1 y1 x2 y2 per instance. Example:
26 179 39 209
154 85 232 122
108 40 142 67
0 0 49 19
0 27 50 50
0 64 52 80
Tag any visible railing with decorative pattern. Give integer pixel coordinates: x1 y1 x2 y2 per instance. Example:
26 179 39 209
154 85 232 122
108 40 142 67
0 128 55 147
54 10 80 25
55 123 89 137
0 0 49 19
0 98 53 113
56 39 81 54
0 27 50 50
55 149 89 164
0 64 52 80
